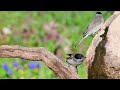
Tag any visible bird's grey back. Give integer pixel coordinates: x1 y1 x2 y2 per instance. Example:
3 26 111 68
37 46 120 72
83 14 104 37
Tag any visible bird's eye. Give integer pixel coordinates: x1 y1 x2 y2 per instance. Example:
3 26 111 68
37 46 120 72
75 54 82 59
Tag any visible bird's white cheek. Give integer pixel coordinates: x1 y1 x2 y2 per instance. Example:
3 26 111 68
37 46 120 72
67 59 76 65
77 59 84 64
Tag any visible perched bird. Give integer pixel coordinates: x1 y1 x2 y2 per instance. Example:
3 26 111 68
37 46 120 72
75 12 104 47
66 53 86 73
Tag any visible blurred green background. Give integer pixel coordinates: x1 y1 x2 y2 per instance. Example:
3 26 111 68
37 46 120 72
0 11 112 79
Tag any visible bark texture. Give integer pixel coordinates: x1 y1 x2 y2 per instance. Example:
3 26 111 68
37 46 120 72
86 11 120 79
0 11 119 79
0 45 80 79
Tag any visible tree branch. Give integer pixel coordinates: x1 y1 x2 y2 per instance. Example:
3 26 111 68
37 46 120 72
102 11 120 30
0 45 80 79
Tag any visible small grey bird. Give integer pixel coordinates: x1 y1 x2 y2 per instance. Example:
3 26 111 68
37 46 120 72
66 53 86 73
75 12 104 47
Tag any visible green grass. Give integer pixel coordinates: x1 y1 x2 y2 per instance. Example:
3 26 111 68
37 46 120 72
0 11 112 79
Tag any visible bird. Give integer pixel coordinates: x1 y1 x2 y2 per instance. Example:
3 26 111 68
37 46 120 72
75 12 104 47
66 53 86 73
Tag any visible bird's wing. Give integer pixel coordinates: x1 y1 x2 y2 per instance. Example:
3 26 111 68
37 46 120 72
67 54 72 56
66 54 72 59
75 37 86 47
82 16 103 37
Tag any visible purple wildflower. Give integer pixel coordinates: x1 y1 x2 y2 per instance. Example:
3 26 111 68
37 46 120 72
8 69 12 76
13 60 18 67
36 62 41 68
18 65 23 70
3 62 9 71
29 61 35 69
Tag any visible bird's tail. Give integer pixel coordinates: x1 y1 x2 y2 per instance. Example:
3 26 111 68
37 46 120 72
75 37 84 47
75 35 88 47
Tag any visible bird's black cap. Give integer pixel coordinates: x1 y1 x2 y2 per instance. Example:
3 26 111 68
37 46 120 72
74 54 84 59
96 12 102 14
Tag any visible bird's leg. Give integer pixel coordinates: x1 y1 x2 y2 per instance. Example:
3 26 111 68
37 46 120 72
74 66 78 74
67 65 78 74
90 35 94 38
97 28 102 34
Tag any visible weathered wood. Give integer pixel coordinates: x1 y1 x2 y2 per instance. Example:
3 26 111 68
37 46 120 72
86 11 120 79
0 45 80 79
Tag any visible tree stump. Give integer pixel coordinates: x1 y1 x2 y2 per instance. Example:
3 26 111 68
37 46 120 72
86 11 120 79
